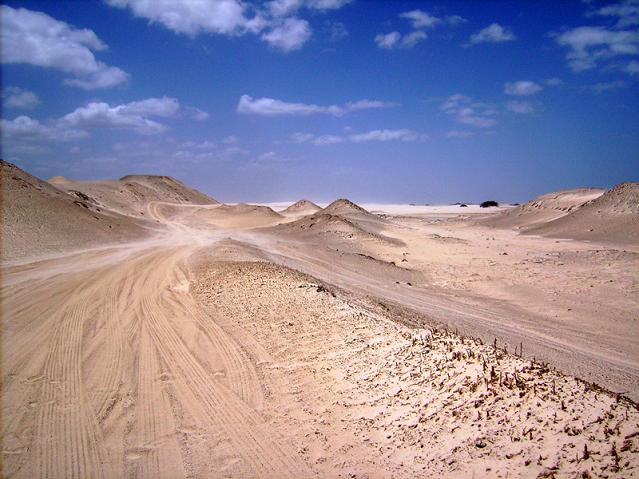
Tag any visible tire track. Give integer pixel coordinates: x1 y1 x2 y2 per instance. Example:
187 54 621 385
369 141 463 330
139 271 309 478
34 296 111 479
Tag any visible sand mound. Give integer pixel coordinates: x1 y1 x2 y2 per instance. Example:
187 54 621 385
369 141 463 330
51 174 217 218
527 182 639 245
275 212 402 246
179 203 284 229
280 199 321 216
483 188 604 230
1 161 145 261
322 198 371 216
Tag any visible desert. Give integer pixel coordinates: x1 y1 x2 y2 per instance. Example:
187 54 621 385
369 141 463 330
1 159 638 478
3 1 639 477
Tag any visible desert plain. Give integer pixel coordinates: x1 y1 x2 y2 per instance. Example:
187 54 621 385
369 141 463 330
1 159 638 478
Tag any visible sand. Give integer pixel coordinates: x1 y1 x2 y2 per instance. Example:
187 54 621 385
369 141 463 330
1 164 638 478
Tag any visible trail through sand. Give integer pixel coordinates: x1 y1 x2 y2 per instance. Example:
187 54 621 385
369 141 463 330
2 192 639 477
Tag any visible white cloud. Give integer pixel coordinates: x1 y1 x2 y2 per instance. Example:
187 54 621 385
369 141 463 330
62 102 167 134
446 15 467 25
504 80 543 96
306 0 351 10
291 129 424 145
446 130 474 138
121 97 181 117
506 100 535 114
1 5 128 89
1 115 87 142
400 10 440 29
105 0 254 36
375 30 426 49
441 94 497 128
375 32 401 49
544 77 564 86
63 67 129 90
61 97 185 134
402 31 428 47
313 134 343 145
107 0 350 52
349 129 425 142
584 80 626 92
625 59 639 74
555 26 639 71
587 0 639 28
237 95 396 116
261 17 311 51
268 0 351 17
2 86 39 109
468 23 516 45
185 106 211 120
290 132 315 143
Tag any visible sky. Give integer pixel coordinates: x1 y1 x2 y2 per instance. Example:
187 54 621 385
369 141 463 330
1 0 638 203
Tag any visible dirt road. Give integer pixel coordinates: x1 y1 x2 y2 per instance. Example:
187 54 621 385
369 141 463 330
2 202 638 478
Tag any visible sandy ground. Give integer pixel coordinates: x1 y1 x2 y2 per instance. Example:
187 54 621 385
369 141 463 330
2 168 639 478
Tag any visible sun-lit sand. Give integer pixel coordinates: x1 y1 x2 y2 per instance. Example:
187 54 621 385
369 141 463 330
2 159 638 478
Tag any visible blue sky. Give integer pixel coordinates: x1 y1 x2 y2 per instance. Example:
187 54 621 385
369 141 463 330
1 0 638 203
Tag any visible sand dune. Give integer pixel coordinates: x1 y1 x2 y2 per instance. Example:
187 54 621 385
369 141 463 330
50 174 217 218
1 160 145 261
280 199 321 217
322 198 374 217
2 167 638 478
174 203 284 230
482 187 604 230
526 182 639 245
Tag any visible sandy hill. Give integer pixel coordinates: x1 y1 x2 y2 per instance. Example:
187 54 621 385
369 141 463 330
483 188 604 230
179 203 284 229
1 160 145 261
280 199 321 216
274 211 402 246
322 198 371 216
526 182 639 245
49 174 217 218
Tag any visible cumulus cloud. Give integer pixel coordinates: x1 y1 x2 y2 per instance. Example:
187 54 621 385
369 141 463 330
375 32 402 49
586 0 639 28
268 0 351 17
468 23 515 45
1 5 128 89
504 81 543 96
106 0 350 52
184 107 211 120
105 0 255 36
261 17 311 51
290 129 424 145
400 10 440 29
237 95 396 116
349 129 425 142
555 26 639 71
313 134 344 145
2 87 39 109
1 116 88 142
375 31 426 49
441 94 497 128
62 102 169 134
506 101 535 114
